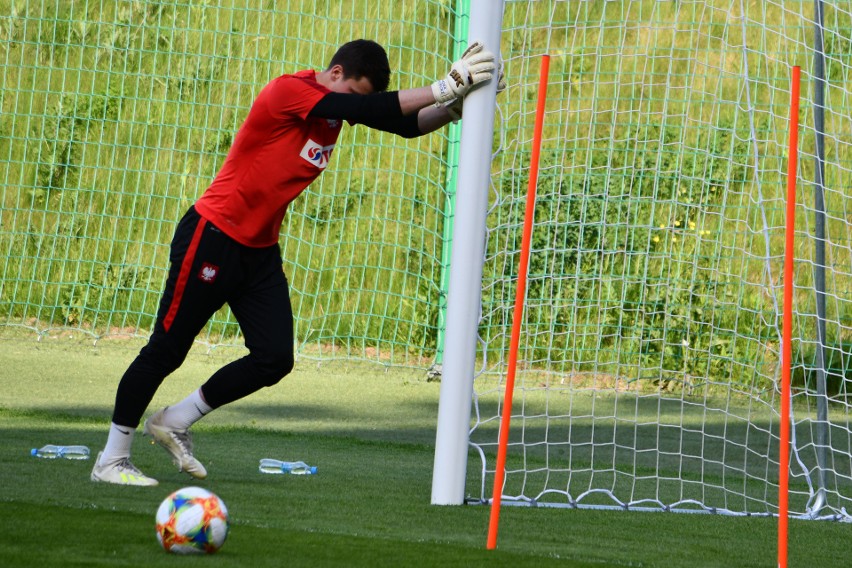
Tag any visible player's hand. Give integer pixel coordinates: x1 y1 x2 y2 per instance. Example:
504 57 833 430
431 41 496 104
440 59 506 123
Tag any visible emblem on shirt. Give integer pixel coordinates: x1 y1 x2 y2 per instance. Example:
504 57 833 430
300 139 336 169
326 119 340 128
198 263 219 283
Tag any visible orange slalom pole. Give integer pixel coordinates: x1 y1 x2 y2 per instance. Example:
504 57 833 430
778 64 800 568
487 54 550 550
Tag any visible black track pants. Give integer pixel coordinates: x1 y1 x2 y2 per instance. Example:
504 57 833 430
111 207 294 428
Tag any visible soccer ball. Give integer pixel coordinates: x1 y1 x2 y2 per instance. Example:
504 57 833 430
155 486 229 554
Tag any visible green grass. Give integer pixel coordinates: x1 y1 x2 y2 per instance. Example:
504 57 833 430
1 335 851 567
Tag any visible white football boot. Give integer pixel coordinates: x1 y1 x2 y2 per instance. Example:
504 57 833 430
90 452 158 486
143 408 208 479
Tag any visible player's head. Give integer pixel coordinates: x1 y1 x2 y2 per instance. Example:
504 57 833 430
326 39 391 93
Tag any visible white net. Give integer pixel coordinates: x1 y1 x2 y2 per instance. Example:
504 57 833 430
467 0 852 518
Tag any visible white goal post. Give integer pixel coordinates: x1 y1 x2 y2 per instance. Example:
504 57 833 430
433 0 852 521
431 0 506 507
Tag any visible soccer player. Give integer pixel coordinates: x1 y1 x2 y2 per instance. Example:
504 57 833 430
91 39 498 485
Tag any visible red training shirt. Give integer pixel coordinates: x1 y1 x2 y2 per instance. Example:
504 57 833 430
194 70 343 247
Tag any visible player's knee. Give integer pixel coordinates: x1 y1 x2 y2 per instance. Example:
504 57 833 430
139 338 189 375
253 350 294 386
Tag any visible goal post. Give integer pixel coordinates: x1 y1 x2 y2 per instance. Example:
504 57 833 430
431 0 505 506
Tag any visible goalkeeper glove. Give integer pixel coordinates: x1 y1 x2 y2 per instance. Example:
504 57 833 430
441 59 506 123
431 41 496 105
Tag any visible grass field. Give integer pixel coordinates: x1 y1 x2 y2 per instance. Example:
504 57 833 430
1 333 851 567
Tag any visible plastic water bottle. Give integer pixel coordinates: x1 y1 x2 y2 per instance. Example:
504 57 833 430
31 445 91 460
259 458 317 475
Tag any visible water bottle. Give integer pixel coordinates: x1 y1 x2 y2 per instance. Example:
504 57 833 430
31 445 91 460
259 458 317 475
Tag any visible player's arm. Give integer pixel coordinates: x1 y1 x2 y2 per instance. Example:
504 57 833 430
388 57 506 136
310 93 455 138
414 104 456 135
309 42 496 137
394 42 496 117
360 104 455 138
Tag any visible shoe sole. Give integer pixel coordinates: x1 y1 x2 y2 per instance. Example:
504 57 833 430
90 470 159 486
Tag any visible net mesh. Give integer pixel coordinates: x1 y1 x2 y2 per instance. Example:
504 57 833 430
0 0 458 366
468 0 852 518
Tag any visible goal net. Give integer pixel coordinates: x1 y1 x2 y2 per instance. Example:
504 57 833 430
467 0 852 519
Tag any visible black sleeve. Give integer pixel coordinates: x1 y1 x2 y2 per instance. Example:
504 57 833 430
310 92 402 122
357 113 422 139
309 92 423 139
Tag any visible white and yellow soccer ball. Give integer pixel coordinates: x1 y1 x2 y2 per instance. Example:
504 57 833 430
155 486 229 554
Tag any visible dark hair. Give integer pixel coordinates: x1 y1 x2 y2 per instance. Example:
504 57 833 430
327 39 391 92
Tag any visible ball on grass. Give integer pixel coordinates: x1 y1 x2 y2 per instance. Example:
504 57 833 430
155 486 229 554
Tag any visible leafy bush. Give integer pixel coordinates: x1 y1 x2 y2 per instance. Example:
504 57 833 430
482 119 779 392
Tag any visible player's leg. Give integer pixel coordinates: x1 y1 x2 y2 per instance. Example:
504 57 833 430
198 243 294 409
144 244 292 480
93 208 235 484
140 213 252 479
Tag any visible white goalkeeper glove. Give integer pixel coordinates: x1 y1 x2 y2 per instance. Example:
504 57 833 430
441 59 506 123
431 41 496 105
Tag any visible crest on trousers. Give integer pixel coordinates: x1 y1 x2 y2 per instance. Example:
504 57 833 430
198 263 219 283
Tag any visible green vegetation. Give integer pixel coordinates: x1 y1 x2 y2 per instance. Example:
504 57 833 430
0 1 457 361
487 1 852 393
1 1 851 388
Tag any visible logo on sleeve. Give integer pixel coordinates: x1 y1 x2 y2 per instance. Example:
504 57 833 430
198 263 219 283
299 139 335 169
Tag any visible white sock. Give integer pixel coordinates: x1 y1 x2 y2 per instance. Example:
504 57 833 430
101 422 135 463
163 388 213 430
